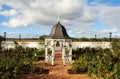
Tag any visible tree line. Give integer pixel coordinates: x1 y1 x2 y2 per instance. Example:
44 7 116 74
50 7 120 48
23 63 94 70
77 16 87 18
1 34 120 42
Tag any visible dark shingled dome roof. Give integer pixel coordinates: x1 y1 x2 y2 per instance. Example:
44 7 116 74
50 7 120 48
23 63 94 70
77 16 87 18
46 22 70 39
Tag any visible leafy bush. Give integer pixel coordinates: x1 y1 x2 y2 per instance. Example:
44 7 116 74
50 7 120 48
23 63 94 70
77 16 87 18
72 47 100 60
0 41 49 79
69 42 120 79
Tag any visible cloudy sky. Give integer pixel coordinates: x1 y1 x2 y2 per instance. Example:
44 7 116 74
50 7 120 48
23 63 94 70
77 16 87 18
0 0 120 38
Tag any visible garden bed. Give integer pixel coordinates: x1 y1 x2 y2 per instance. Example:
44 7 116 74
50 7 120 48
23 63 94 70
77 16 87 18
67 69 87 74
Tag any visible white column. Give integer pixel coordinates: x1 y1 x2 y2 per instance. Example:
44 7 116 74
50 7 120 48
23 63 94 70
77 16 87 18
69 40 72 64
62 40 66 65
51 40 54 66
51 46 54 66
63 55 65 66
62 41 65 60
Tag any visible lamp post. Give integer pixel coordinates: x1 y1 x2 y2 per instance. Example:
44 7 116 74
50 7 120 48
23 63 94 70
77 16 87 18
4 32 6 41
95 34 96 39
19 34 21 41
3 32 7 50
94 34 96 42
109 32 112 42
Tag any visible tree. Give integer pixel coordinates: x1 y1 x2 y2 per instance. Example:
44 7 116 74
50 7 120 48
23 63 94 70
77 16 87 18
39 35 48 40
0 36 4 53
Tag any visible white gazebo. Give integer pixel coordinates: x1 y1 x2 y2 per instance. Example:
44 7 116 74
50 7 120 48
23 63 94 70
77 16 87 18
45 22 72 66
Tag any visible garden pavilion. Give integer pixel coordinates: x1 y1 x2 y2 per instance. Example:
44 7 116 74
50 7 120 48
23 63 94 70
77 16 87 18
45 21 72 66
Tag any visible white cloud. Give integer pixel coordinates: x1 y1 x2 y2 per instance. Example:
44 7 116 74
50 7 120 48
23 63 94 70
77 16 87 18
0 0 91 28
98 6 120 28
5 31 40 38
0 0 120 38
0 9 18 17
69 28 119 38
2 18 29 27
0 6 2 10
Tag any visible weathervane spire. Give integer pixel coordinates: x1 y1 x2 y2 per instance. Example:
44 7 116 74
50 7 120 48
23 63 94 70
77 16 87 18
57 12 60 22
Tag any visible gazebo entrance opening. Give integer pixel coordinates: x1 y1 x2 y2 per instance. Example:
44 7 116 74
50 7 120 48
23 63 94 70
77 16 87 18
55 41 61 51
45 22 72 66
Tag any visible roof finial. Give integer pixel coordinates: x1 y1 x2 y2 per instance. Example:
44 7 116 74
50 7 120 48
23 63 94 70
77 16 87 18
57 12 60 22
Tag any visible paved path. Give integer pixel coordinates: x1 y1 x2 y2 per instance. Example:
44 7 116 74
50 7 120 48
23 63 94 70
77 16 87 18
20 51 90 79
41 51 90 79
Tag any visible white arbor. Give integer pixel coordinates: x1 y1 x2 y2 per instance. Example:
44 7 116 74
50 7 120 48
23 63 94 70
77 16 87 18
45 22 72 66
